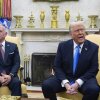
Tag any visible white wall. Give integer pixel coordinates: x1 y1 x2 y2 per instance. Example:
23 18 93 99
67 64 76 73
12 0 100 28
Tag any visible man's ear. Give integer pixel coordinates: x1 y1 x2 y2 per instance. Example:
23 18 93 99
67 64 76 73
4 32 7 37
5 32 7 36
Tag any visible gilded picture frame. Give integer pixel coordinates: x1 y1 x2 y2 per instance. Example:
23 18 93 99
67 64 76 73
33 0 78 2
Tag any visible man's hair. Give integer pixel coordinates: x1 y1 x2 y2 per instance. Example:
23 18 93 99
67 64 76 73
69 21 85 33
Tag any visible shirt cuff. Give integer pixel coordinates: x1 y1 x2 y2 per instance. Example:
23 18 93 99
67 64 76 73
61 79 69 87
9 73 14 78
76 79 84 87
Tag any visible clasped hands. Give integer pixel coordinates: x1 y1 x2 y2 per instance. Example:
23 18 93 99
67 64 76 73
0 73 11 86
65 82 79 95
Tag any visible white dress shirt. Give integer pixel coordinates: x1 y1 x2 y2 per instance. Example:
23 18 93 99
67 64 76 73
0 40 5 52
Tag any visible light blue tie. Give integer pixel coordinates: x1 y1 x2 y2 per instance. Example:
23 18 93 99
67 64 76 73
73 45 80 74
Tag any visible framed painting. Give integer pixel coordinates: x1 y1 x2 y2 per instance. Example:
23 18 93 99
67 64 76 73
33 0 78 2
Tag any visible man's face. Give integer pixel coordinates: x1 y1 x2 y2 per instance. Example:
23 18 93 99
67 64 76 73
70 23 86 44
0 25 7 42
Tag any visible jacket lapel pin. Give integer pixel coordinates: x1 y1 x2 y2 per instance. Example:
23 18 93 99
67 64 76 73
7 44 10 46
85 48 88 51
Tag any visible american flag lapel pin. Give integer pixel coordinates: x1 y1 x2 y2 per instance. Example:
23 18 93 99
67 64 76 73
85 47 88 51
7 44 10 46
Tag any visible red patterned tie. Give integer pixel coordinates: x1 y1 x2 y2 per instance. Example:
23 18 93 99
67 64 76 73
0 44 4 60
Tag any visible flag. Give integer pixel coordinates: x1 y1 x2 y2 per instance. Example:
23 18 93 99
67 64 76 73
0 18 11 29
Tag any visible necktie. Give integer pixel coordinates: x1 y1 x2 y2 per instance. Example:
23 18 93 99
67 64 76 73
0 44 4 61
73 45 80 74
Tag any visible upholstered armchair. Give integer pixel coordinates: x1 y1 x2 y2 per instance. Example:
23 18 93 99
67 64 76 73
57 34 100 100
0 35 27 97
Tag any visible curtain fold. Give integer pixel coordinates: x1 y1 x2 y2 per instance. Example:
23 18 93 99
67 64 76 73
0 0 3 17
1 0 11 20
7 0 11 20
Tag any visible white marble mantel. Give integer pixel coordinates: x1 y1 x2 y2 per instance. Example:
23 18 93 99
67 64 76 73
10 28 69 32
10 28 100 42
10 28 70 43
10 28 100 32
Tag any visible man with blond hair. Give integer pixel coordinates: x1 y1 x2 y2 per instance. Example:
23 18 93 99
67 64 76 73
42 21 99 100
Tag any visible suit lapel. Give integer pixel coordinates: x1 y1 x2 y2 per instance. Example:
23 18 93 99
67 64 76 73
0 57 4 64
75 40 89 74
81 40 89 55
4 42 10 62
68 40 74 73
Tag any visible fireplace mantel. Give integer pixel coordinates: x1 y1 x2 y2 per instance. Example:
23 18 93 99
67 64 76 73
10 28 69 33
10 28 100 45
10 28 70 44
10 28 99 33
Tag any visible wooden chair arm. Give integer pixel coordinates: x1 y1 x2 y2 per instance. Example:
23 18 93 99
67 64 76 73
18 65 24 83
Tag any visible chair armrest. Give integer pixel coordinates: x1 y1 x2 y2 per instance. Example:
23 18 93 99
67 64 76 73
19 65 24 70
18 65 24 83
96 70 100 84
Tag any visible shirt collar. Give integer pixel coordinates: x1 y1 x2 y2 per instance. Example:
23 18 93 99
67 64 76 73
0 40 5 47
73 41 84 49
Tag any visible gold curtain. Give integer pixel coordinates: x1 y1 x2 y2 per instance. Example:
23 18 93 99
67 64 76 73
0 0 11 20
0 0 3 17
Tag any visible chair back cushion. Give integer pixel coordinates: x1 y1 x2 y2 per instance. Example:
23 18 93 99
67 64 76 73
86 34 100 84
5 35 20 53
5 35 20 47
86 34 100 68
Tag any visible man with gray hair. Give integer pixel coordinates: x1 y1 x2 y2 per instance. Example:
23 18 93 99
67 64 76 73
0 24 21 96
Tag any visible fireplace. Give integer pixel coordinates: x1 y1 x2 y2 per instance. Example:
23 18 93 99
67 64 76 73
31 53 56 86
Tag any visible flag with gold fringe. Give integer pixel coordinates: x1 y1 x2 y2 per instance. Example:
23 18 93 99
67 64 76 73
0 0 11 29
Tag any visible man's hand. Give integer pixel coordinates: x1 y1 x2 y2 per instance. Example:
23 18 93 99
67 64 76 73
1 73 11 86
65 82 79 95
70 82 79 94
0 76 5 83
64 83 72 94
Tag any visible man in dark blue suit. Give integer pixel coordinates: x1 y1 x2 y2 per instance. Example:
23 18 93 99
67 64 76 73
0 24 21 96
42 21 100 100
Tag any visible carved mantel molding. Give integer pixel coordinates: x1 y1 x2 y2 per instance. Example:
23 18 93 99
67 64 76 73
10 28 99 33
10 28 100 43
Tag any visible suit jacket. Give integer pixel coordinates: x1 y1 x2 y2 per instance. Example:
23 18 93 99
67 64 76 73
0 41 20 76
54 39 99 83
